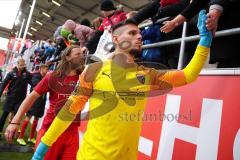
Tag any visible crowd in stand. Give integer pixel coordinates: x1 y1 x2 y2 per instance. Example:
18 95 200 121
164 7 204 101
0 0 239 159
24 0 240 72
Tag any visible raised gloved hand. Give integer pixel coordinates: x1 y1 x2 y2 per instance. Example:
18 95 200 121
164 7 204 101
32 141 49 160
198 10 212 48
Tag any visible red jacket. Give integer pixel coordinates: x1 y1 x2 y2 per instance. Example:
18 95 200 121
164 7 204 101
98 11 127 31
160 0 180 7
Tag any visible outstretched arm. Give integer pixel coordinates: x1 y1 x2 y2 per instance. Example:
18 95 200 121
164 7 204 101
153 10 212 88
160 0 207 33
132 0 160 24
154 0 189 20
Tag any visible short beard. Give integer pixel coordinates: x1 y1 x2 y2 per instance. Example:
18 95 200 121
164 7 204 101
129 48 141 58
70 61 83 71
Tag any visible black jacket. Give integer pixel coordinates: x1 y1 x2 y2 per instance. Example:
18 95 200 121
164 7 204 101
178 0 240 66
86 30 104 54
209 0 238 11
0 67 31 100
132 0 193 24
27 72 46 117
209 0 240 65
209 0 240 30
30 72 42 91
179 0 208 21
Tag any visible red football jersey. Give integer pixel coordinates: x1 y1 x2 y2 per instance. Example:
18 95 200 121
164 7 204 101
34 72 79 130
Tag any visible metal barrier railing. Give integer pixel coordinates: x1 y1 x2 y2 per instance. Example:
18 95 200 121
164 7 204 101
142 27 240 48
178 22 187 69
200 68 240 75
141 18 240 73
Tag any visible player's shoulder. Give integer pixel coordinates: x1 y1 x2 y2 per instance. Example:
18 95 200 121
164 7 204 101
42 71 53 80
82 61 103 82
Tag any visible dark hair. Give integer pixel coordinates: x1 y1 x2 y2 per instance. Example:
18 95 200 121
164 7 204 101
81 18 91 27
53 45 84 78
111 19 138 33
100 0 116 11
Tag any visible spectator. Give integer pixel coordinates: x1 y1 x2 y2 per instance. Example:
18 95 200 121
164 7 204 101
207 0 240 67
92 17 104 30
53 26 63 41
44 39 56 62
44 40 57 70
160 0 240 68
38 45 46 63
32 48 41 71
53 26 67 60
131 0 192 68
61 19 94 47
20 44 27 56
141 24 167 68
81 18 91 27
126 11 138 19
158 0 208 67
86 0 127 55
160 0 208 33
131 0 189 24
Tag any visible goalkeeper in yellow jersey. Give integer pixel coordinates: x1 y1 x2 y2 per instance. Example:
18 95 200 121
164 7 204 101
23 10 211 160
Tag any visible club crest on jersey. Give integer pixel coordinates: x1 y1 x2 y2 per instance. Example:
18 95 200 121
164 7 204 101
137 75 145 84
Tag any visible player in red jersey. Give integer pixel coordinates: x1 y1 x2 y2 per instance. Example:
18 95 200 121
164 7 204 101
5 45 86 160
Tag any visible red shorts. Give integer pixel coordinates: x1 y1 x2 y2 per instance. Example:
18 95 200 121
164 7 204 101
35 123 79 160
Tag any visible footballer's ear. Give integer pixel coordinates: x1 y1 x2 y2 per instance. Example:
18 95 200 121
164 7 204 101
112 34 119 45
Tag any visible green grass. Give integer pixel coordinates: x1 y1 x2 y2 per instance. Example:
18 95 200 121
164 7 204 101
0 152 33 160
0 99 33 159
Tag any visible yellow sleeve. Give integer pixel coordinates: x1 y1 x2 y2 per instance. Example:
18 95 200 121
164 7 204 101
183 45 210 83
150 45 210 89
41 73 93 146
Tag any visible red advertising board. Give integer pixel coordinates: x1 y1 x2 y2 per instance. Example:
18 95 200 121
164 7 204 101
0 49 6 67
139 76 240 160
